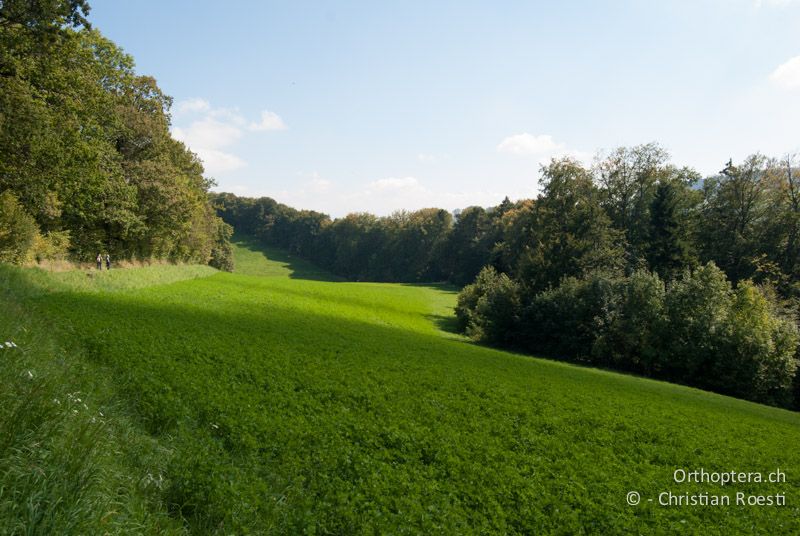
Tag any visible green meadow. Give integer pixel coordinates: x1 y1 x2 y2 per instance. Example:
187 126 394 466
1 238 799 534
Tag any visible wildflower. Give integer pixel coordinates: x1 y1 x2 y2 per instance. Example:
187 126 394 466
53 398 61 405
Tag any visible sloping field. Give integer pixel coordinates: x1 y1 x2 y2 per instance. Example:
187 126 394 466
1 239 799 534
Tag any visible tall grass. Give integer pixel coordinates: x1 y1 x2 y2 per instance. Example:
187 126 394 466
0 266 185 535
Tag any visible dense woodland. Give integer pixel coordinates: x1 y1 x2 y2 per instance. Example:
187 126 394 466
0 0 233 269
215 147 800 409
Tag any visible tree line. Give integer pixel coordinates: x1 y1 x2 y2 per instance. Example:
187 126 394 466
0 0 233 270
215 145 800 409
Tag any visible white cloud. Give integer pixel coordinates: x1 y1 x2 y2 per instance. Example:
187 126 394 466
497 133 564 155
172 119 246 174
171 100 286 176
173 97 210 115
497 132 591 166
199 150 247 174
770 55 800 90
249 110 287 131
173 118 242 149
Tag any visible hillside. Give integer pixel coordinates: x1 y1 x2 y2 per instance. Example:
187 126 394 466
1 238 799 534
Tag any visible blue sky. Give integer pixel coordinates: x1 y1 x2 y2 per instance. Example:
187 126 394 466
90 0 800 216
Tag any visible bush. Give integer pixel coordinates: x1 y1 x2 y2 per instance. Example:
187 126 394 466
456 266 521 343
0 191 39 264
592 270 666 373
473 271 521 344
455 266 498 333
457 261 799 408
519 273 619 361
661 263 733 383
209 221 235 272
720 282 798 405
29 230 72 263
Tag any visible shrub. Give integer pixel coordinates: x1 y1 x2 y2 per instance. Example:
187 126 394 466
455 266 498 334
29 230 72 263
209 221 235 272
0 191 39 264
517 273 619 361
458 260 800 408
592 270 666 373
456 266 521 342
719 282 798 405
472 271 521 344
661 263 733 384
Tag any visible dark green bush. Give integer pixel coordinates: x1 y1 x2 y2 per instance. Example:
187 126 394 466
456 266 520 343
455 266 498 333
519 273 619 361
660 263 733 383
459 262 799 407
209 221 235 272
592 270 666 373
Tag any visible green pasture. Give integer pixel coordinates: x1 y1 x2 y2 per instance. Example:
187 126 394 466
0 240 798 534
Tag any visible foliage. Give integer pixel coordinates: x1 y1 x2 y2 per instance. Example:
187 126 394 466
723 281 798 406
518 273 620 361
595 143 670 269
0 190 39 263
515 158 624 292
697 156 770 284
213 193 455 282
29 229 71 263
439 206 494 285
208 220 234 272
0 1 230 265
456 266 520 342
592 270 666 373
461 262 799 407
647 181 696 280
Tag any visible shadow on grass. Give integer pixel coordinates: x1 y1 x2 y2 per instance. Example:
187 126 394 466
231 235 344 282
425 313 461 335
401 282 461 293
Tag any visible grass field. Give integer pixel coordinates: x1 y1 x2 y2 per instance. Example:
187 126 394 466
1 238 799 534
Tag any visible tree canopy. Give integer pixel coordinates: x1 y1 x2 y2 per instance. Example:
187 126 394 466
0 0 232 268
